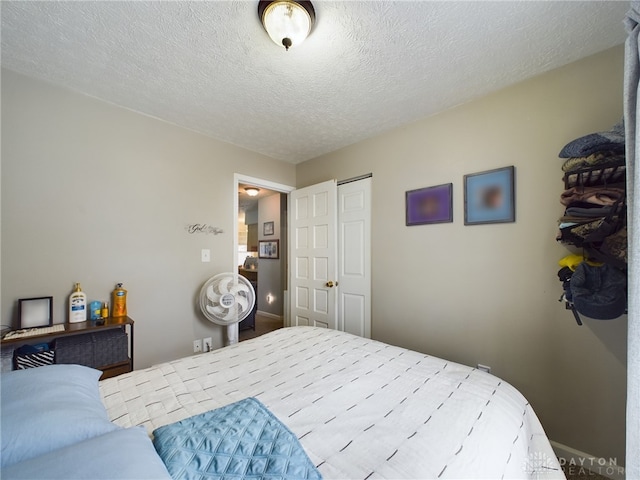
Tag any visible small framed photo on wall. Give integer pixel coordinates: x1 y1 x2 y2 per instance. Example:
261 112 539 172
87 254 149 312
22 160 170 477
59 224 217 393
406 183 453 226
259 240 279 259
263 221 274 236
464 166 515 225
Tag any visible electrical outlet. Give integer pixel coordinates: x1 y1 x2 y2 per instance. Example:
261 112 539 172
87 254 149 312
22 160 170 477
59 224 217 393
477 364 491 374
193 339 202 353
203 337 212 353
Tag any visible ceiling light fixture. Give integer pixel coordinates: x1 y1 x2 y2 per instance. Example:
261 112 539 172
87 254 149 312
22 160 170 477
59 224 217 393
245 187 260 197
258 0 315 51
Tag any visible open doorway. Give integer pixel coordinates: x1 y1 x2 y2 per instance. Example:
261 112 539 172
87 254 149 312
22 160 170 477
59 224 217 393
233 174 294 341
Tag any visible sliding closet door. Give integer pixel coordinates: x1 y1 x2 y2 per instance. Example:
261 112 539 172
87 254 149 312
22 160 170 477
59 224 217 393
338 177 372 338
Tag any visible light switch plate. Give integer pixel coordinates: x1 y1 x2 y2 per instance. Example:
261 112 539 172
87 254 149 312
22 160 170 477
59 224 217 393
201 249 211 262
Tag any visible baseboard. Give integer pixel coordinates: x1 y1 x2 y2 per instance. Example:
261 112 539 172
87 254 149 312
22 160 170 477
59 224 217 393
256 310 283 321
551 440 625 480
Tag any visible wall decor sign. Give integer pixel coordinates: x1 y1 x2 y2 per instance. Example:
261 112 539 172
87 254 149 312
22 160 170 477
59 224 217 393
259 240 279 259
406 183 453 226
464 166 515 225
263 221 275 236
185 224 224 235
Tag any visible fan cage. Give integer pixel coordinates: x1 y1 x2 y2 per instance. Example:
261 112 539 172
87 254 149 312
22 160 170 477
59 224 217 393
198 273 256 326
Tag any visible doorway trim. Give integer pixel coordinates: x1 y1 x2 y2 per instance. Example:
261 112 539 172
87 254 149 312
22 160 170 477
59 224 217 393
233 173 295 320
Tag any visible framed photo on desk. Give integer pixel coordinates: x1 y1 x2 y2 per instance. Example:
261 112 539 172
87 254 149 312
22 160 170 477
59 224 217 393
18 297 53 329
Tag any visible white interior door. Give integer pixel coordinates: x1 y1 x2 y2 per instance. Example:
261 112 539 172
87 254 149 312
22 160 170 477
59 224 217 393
289 180 338 329
338 178 372 338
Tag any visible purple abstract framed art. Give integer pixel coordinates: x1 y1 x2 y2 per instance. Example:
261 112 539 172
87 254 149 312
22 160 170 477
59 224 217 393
405 183 453 226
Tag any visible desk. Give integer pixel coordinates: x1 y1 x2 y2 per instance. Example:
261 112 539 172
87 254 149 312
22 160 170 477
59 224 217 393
239 267 258 282
1 317 134 379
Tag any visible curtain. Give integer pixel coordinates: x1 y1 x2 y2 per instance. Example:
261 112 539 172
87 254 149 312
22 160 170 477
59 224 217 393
624 3 640 478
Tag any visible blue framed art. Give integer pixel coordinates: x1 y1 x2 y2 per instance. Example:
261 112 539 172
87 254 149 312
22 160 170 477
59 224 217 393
464 166 515 225
406 183 453 226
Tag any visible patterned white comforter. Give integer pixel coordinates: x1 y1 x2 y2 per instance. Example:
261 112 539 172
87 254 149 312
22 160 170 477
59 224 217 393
99 327 563 479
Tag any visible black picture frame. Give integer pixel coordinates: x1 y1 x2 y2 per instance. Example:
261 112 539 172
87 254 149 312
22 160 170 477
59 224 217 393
406 183 453 226
258 240 279 259
263 221 275 236
464 166 515 225
18 297 53 329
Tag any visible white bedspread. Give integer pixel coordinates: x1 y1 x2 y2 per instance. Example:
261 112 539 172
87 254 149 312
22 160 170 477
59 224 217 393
100 327 563 479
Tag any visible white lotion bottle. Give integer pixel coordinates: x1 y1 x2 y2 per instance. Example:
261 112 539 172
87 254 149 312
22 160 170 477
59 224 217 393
69 283 87 323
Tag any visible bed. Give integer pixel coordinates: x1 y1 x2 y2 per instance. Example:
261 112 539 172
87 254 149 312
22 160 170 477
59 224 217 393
0 327 563 479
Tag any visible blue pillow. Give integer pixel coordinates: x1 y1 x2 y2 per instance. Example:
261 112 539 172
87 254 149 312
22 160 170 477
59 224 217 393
1 426 172 479
0 364 118 467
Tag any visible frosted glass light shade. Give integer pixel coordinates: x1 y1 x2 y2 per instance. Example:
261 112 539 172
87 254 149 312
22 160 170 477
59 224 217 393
261 1 314 50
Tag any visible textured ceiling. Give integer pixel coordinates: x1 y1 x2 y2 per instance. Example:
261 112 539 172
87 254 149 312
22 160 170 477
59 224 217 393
0 1 629 164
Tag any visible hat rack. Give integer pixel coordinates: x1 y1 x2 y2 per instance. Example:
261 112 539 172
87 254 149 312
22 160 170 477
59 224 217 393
556 147 628 326
563 160 626 189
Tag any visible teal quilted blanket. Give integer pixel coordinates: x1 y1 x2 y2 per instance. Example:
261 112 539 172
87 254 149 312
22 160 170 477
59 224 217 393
152 398 321 480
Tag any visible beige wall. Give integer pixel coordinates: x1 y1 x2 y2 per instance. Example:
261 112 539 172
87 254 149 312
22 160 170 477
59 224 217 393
297 46 627 464
1 45 627 464
1 69 296 368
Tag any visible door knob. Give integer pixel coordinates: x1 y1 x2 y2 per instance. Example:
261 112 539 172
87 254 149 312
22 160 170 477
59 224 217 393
326 281 338 288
